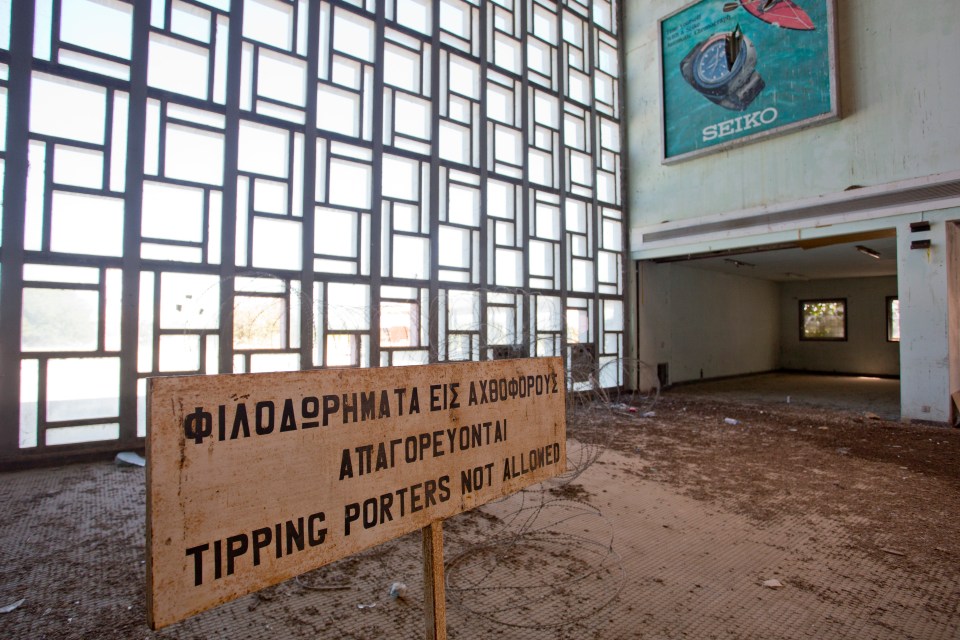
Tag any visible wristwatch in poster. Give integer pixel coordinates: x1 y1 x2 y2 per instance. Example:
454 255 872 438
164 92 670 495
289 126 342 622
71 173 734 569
679 26 765 111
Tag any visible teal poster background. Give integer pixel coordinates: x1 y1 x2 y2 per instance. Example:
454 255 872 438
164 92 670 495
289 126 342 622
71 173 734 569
660 0 836 161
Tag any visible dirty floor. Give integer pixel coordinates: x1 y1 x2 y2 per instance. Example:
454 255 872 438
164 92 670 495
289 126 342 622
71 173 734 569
1 382 958 639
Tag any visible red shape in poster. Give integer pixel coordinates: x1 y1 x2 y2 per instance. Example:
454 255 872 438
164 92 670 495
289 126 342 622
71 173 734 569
730 0 816 31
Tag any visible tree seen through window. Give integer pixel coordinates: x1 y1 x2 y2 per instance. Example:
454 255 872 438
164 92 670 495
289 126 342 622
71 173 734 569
800 299 846 341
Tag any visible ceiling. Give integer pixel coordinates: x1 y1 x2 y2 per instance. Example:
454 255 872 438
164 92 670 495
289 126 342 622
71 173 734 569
671 235 898 282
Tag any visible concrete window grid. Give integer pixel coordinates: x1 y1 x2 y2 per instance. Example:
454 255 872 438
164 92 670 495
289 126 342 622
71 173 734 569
0 0 625 463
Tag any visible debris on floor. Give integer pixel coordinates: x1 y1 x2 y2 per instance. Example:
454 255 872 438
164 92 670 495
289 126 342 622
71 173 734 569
114 452 145 467
0 598 25 614
389 582 408 599
2 384 958 640
762 579 784 590
724 418 740 425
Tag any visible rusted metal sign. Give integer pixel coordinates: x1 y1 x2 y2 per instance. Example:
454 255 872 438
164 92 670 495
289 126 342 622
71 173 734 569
146 358 566 629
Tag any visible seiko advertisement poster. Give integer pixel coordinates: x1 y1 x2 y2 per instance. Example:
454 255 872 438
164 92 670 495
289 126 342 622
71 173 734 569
659 0 839 163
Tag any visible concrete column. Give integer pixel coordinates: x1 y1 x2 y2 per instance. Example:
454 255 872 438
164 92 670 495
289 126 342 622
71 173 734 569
897 213 955 422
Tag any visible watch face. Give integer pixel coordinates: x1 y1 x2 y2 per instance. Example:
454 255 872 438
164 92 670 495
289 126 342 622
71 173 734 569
693 38 744 88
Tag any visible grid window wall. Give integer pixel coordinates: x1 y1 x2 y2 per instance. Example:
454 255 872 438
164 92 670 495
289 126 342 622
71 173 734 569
0 0 625 464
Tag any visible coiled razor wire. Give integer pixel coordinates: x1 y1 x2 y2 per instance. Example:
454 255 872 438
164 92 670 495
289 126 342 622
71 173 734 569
284 357 658 636
183 277 659 635
439 359 659 635
560 358 660 484
445 494 625 633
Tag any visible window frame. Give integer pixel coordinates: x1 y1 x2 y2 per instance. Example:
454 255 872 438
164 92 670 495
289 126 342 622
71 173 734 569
799 298 848 342
886 296 900 342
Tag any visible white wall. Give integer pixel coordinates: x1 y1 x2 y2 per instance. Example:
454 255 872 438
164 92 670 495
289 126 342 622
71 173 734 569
897 216 954 422
624 0 960 229
779 276 899 376
637 262 780 386
950 222 960 424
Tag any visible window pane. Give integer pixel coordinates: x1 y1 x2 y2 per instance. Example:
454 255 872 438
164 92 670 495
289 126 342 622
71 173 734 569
251 217 302 270
888 298 900 342
46 357 120 421
46 423 119 445
381 301 418 347
60 0 132 59
30 73 106 143
234 295 286 349
53 145 103 189
801 300 846 340
159 273 220 330
158 334 201 372
50 192 124 257
22 288 99 351
148 34 209 99
243 0 293 50
164 125 223 185
142 181 205 242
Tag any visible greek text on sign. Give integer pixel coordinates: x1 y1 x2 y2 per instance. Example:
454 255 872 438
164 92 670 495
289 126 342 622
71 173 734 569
146 358 566 629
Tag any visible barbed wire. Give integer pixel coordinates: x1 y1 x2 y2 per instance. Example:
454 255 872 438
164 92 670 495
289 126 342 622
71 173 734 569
169 274 659 635
439 358 658 636
445 496 625 634
169 275 629 374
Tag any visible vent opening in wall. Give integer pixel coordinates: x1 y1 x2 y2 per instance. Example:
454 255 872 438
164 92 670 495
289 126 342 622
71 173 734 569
657 363 669 388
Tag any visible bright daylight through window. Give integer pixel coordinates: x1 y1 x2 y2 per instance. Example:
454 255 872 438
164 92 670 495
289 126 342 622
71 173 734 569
887 297 899 342
800 299 846 341
0 0 625 460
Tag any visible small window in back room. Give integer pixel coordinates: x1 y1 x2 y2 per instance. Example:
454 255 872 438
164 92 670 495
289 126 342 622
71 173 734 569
887 297 900 342
800 299 847 341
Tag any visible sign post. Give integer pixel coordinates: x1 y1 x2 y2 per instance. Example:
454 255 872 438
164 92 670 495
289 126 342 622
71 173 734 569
146 357 566 634
423 520 447 640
